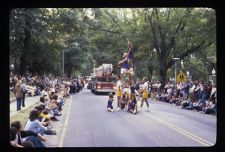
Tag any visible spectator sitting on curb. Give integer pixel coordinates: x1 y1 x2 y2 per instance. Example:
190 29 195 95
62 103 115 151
10 127 23 148
24 109 56 135
39 96 59 121
48 96 62 116
52 94 63 111
11 121 47 147
41 88 49 97
169 95 179 104
202 98 216 115
34 105 51 127
21 141 34 148
193 99 203 111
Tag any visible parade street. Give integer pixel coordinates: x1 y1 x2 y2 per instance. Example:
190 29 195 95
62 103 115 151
59 89 216 147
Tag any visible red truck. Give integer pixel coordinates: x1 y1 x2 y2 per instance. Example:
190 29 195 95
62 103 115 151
91 64 115 94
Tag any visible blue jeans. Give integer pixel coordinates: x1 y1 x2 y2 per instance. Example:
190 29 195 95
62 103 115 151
201 93 207 107
25 136 46 147
16 98 22 111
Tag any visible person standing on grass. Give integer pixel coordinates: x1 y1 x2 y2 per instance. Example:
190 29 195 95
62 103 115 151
21 80 27 107
14 80 23 111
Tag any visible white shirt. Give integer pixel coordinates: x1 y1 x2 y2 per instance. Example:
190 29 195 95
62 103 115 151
210 88 216 97
21 83 27 92
41 90 48 96
123 87 130 94
143 82 148 90
116 80 122 91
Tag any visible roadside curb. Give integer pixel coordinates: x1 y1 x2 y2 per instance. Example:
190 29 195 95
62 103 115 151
10 95 35 103
45 96 72 147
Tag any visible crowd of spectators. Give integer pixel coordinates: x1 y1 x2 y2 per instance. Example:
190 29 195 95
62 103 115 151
10 72 84 147
135 79 217 115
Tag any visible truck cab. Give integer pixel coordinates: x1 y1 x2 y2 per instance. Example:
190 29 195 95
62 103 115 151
92 77 115 94
90 63 115 94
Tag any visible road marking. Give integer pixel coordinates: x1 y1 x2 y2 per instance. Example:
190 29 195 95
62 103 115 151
142 113 214 146
58 97 72 147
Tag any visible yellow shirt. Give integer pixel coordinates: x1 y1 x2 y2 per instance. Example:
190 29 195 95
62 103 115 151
40 113 49 119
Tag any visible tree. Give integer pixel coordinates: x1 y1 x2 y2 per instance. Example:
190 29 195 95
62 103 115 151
140 8 216 88
9 8 216 81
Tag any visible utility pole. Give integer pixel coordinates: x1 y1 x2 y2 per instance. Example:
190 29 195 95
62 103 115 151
173 58 180 84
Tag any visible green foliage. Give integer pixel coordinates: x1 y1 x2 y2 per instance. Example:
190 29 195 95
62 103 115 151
10 8 216 82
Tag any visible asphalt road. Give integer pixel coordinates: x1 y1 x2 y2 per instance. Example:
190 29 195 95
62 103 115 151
60 89 216 147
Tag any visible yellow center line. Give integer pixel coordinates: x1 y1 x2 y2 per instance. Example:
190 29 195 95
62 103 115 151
142 113 214 146
58 97 72 147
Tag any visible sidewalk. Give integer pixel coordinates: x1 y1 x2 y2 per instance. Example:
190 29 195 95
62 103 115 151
9 94 72 147
10 96 41 117
10 94 29 103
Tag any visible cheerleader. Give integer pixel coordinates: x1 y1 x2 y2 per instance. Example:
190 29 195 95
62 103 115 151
139 77 150 111
122 87 131 111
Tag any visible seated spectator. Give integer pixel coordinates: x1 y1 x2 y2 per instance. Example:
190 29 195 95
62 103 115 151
181 97 193 109
34 86 41 96
164 94 171 103
10 127 23 148
41 88 49 97
40 97 59 121
183 97 195 110
10 121 46 147
43 97 60 120
175 94 183 106
202 100 216 114
24 109 56 135
52 94 63 111
40 110 52 123
193 99 203 111
48 98 62 116
169 95 178 104
21 141 34 148
127 94 137 114
34 105 51 127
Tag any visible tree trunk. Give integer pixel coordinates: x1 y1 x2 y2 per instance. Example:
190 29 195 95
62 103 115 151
19 9 31 75
148 64 153 80
67 65 72 79
158 60 167 89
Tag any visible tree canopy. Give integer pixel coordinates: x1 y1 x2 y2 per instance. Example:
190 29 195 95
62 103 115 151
10 8 216 87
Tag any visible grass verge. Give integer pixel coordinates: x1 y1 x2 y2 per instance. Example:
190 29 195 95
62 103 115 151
10 101 40 129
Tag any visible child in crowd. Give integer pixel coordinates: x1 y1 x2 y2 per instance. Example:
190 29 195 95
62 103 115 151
107 93 114 112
